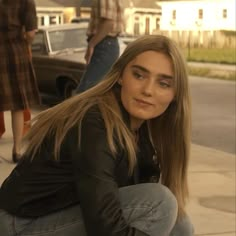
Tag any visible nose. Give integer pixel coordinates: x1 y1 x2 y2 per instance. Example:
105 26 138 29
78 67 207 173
142 79 154 97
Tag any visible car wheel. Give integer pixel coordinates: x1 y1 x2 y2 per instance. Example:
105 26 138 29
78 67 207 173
63 80 77 99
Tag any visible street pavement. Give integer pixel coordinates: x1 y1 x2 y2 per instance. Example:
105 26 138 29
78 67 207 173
0 62 235 236
188 62 236 72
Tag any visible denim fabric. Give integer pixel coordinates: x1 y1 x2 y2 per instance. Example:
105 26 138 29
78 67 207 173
0 183 194 236
76 36 120 93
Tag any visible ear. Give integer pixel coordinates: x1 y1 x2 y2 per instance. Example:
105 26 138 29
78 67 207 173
118 79 122 85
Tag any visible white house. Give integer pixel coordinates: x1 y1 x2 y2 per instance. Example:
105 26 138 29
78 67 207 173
122 0 235 35
35 0 65 26
35 0 91 26
51 0 82 22
122 0 235 47
122 0 162 35
159 0 236 32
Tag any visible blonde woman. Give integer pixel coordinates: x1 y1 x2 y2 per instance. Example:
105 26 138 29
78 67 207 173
0 35 193 236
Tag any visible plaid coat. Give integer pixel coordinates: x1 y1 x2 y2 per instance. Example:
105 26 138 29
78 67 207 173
0 0 41 111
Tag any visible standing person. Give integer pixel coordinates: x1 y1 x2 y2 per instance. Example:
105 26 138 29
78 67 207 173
0 0 41 163
76 0 124 93
0 35 193 236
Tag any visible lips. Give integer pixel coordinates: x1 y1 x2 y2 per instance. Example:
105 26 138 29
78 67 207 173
135 98 153 106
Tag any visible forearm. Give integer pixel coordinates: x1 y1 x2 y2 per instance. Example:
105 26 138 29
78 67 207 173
25 30 36 44
23 30 35 59
88 18 113 48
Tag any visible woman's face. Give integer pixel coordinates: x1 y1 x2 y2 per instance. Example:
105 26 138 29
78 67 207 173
120 50 175 131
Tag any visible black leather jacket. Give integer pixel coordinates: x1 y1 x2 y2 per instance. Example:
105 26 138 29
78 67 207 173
0 104 160 236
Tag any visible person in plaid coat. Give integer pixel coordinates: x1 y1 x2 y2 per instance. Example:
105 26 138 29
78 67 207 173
0 0 40 163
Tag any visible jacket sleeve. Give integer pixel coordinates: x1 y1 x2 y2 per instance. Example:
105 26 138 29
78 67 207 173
73 111 149 236
23 0 37 31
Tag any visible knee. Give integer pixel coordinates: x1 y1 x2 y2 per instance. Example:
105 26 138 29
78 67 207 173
155 184 178 221
145 183 178 212
119 183 178 234
143 183 178 227
171 214 194 236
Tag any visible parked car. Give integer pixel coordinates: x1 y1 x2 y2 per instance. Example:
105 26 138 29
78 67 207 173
31 23 88 104
119 33 138 45
71 17 90 24
32 23 127 104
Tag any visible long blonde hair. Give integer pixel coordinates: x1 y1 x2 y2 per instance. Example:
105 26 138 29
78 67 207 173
24 35 191 217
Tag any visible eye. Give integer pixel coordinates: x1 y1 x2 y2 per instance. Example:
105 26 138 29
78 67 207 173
132 71 144 80
158 80 172 88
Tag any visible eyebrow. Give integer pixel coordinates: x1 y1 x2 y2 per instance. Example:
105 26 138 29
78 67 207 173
131 65 173 80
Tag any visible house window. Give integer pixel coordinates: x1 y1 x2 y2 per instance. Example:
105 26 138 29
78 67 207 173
156 18 160 30
172 10 176 20
145 17 150 35
198 9 203 19
134 16 140 35
41 17 45 26
49 16 57 25
223 9 227 18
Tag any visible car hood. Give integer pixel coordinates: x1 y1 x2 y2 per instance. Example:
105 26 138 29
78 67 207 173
51 51 86 64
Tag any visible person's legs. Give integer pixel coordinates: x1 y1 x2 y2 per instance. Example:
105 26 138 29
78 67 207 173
0 209 15 236
76 37 119 93
18 205 86 236
0 183 193 236
0 206 86 236
0 111 6 138
23 109 31 136
11 110 24 155
0 110 30 139
119 183 178 236
170 213 194 236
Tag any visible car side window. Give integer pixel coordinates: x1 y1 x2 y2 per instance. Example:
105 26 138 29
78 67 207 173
49 28 87 52
32 32 47 55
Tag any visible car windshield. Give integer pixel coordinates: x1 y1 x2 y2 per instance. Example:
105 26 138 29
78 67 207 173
49 28 87 52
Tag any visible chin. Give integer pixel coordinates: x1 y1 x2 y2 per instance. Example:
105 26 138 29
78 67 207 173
131 112 155 121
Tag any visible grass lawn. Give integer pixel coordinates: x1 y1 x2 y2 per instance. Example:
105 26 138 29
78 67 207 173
180 47 236 80
182 48 236 65
188 67 236 81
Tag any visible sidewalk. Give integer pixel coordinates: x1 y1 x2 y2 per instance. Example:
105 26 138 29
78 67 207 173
0 110 235 236
188 61 236 72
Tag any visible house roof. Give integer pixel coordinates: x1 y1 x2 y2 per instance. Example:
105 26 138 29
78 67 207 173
51 0 89 7
35 0 64 7
80 0 92 7
158 0 206 1
122 0 161 9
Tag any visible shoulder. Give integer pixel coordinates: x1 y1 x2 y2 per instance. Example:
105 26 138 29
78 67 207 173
82 105 104 125
24 0 36 10
80 105 108 139
25 0 36 5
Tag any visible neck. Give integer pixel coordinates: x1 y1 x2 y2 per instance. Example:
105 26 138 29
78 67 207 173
130 118 144 133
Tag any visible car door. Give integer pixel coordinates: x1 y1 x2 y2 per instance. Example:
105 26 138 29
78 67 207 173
32 30 56 95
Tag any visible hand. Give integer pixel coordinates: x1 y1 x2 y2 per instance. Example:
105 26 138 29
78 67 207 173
84 45 94 65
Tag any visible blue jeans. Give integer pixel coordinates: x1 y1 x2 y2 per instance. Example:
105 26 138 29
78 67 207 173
0 183 194 236
76 36 120 93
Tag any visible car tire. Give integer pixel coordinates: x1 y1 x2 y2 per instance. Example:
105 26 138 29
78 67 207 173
63 80 77 99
